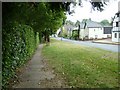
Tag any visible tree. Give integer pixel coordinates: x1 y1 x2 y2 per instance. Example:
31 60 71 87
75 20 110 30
100 19 110 26
75 20 80 27
3 2 66 43
65 20 74 25
2 1 109 88
75 20 81 40
3 1 108 44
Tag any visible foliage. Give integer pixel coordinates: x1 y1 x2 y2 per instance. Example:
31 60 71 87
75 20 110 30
75 20 80 27
65 20 75 25
2 1 108 88
2 2 66 88
100 19 110 26
71 30 79 40
62 28 68 38
2 1 107 42
90 1 107 12
3 2 66 43
2 22 39 88
42 39 118 88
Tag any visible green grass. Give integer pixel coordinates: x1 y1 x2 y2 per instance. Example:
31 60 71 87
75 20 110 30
42 39 119 88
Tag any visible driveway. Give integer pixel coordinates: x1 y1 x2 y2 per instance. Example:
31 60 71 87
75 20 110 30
54 37 120 52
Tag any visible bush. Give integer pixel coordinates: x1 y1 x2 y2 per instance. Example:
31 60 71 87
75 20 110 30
71 31 78 40
63 33 68 38
2 22 40 88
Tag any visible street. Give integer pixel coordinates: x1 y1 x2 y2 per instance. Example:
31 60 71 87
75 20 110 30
54 37 120 52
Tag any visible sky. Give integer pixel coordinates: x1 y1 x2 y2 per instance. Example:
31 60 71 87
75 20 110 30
66 0 120 23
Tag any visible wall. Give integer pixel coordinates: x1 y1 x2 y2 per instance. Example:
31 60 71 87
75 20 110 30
102 34 111 38
88 27 103 39
79 29 85 40
112 12 120 42
112 32 120 42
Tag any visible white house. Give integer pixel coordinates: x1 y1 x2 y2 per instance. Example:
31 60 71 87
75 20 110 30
112 11 120 42
57 20 112 40
76 20 112 40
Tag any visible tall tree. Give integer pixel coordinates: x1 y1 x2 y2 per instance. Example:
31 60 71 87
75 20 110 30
3 1 108 43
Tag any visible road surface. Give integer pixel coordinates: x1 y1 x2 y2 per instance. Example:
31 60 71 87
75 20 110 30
54 37 120 52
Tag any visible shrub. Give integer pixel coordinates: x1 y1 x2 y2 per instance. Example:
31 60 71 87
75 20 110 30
2 22 39 88
72 31 78 40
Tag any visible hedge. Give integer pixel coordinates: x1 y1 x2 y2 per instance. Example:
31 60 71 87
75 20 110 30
2 22 40 88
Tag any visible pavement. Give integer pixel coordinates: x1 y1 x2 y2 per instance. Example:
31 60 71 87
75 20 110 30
12 44 68 88
92 39 120 45
54 37 120 52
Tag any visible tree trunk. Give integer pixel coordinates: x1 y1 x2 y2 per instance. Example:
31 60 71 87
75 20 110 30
44 33 50 45
47 35 50 42
78 25 80 40
45 35 50 45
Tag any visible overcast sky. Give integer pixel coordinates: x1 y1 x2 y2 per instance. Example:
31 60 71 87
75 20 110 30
66 0 120 23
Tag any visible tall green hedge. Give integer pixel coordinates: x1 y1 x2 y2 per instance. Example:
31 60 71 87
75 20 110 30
2 22 40 88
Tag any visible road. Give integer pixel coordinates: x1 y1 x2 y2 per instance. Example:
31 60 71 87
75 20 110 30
54 37 120 52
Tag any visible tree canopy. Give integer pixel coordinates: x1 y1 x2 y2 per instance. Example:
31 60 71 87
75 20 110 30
100 19 110 26
2 1 110 88
3 1 107 43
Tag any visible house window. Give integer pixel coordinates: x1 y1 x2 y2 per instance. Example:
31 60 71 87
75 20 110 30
119 33 120 38
116 22 118 27
95 35 98 39
115 33 117 38
94 29 95 31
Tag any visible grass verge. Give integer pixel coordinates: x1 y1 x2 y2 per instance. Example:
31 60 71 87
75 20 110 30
42 39 119 88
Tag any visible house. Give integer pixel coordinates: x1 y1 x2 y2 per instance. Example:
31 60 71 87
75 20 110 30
103 26 112 38
112 11 120 42
56 19 113 40
63 24 77 38
76 20 112 40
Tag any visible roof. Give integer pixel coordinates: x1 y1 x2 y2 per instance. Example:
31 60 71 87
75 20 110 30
103 25 113 27
64 20 110 31
86 20 102 28
79 20 103 29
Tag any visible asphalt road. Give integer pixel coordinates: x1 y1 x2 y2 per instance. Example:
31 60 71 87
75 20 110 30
54 37 120 52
